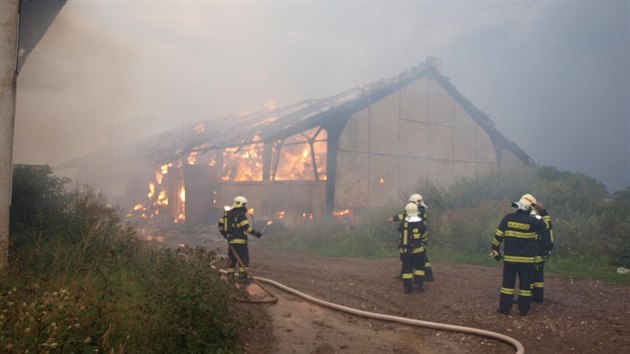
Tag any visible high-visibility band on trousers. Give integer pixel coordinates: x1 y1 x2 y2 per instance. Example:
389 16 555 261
500 287 515 295
503 255 535 263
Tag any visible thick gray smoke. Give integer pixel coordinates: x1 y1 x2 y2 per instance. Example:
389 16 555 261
14 1 629 191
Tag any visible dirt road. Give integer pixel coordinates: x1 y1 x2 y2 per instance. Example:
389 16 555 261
236 245 630 354
160 231 630 354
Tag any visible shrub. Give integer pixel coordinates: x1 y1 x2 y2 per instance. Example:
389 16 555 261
4 165 247 353
265 165 626 271
601 188 630 267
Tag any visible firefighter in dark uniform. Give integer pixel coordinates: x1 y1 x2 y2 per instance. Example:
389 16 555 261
396 202 428 294
531 207 554 303
490 193 551 315
388 193 433 281
218 195 262 284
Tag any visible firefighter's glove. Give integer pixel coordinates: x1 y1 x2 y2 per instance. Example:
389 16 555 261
489 250 500 259
252 230 263 238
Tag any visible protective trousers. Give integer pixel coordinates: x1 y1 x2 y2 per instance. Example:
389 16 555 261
499 263 534 315
424 251 434 281
532 262 545 303
228 244 249 280
399 252 433 280
401 252 425 293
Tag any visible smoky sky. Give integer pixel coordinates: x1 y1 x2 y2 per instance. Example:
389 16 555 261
13 1 630 191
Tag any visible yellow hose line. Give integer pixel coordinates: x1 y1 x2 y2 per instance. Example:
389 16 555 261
255 276 525 354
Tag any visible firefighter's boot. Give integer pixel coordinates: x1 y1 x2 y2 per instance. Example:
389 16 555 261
424 266 434 281
239 273 251 285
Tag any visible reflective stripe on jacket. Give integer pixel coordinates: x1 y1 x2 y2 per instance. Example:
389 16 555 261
492 209 549 264
398 217 428 254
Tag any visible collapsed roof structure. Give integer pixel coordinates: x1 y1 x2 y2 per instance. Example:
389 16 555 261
59 57 534 225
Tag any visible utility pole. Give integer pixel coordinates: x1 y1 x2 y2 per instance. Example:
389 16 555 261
0 0 19 271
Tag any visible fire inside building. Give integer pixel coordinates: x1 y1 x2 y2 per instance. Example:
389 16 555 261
58 58 534 226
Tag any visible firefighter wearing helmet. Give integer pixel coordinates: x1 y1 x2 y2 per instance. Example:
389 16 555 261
489 193 552 315
387 193 433 281
395 202 428 294
530 203 554 304
217 195 263 284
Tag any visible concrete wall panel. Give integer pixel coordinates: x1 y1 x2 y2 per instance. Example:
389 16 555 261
399 157 430 191
428 125 454 160
454 128 477 161
369 93 400 155
368 154 400 208
428 80 454 126
426 159 455 186
399 120 428 158
335 151 369 208
501 149 527 170
339 108 370 152
476 162 495 175
400 78 429 122
453 161 477 181
454 104 477 161
476 126 496 163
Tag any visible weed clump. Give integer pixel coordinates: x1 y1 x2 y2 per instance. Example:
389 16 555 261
3 165 246 353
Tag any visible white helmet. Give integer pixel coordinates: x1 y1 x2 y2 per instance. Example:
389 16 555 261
519 193 536 208
405 202 419 217
408 193 428 208
512 193 536 211
233 195 248 208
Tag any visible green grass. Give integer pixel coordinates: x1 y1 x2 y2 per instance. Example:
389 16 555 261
264 235 630 287
427 247 630 285
545 258 630 286
427 246 502 267
5 171 250 353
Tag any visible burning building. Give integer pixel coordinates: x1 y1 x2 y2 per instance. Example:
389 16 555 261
59 58 534 225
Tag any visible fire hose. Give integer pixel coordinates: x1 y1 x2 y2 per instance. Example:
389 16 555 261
223 244 525 354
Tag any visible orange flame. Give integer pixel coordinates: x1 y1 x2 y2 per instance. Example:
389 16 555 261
155 171 163 185
187 151 198 165
148 183 155 199
179 186 186 202
156 191 168 206
333 209 351 217
221 144 263 181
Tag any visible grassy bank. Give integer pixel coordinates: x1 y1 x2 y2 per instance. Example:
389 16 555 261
426 248 630 286
262 166 630 287
3 165 251 353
